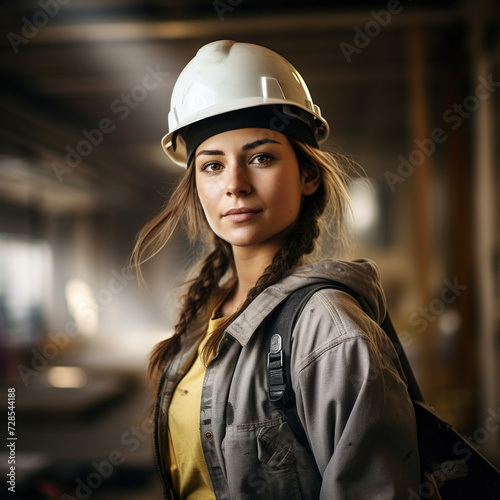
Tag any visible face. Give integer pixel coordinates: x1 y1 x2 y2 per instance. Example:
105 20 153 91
194 128 319 252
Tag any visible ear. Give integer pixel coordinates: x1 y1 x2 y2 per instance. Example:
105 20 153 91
301 170 321 196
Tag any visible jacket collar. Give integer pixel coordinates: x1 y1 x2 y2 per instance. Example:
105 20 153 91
225 258 387 347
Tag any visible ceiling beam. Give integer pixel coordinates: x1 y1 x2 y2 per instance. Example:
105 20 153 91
31 10 462 45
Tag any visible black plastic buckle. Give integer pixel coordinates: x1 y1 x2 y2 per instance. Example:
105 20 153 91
267 334 286 402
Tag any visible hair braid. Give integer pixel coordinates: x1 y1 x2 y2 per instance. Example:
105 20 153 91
148 236 233 389
175 235 232 336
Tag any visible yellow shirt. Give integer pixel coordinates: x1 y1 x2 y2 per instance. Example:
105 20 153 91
167 290 230 499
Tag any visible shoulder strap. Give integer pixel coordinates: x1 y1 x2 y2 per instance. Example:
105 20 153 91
266 282 352 406
379 313 424 402
265 283 337 481
265 281 425 450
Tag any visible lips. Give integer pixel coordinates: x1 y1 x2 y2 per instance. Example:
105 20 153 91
223 207 262 216
223 207 262 222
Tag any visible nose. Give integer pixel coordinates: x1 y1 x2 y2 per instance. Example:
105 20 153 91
225 163 251 197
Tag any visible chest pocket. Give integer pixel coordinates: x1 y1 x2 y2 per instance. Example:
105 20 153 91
221 417 320 500
256 420 298 469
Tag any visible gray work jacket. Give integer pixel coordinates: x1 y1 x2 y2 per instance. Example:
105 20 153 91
153 259 421 499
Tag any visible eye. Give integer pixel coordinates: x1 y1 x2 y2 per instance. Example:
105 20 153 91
250 153 274 165
200 162 224 174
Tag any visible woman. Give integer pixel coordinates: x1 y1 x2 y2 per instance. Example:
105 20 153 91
133 40 421 499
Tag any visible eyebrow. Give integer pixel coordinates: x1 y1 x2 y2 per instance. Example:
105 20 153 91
195 138 281 159
242 138 281 151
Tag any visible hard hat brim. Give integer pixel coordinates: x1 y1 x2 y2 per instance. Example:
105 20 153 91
162 101 329 168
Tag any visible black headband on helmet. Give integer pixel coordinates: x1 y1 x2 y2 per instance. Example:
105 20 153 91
173 105 320 167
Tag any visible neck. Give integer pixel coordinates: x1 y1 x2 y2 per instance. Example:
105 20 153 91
221 243 281 316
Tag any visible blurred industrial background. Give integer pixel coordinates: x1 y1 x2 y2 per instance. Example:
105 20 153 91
0 0 499 497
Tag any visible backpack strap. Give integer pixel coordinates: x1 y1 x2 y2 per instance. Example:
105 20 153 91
265 282 364 480
265 280 426 480
266 282 356 406
266 284 329 406
379 313 424 402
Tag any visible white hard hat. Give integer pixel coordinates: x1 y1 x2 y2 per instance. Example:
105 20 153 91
162 40 330 167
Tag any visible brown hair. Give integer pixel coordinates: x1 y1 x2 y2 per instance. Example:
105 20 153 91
131 137 353 391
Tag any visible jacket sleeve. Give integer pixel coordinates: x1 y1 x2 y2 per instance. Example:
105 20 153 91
292 289 421 500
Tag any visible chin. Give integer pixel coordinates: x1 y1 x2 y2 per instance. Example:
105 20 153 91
224 234 288 251
212 228 258 246
214 233 263 248
224 238 262 248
